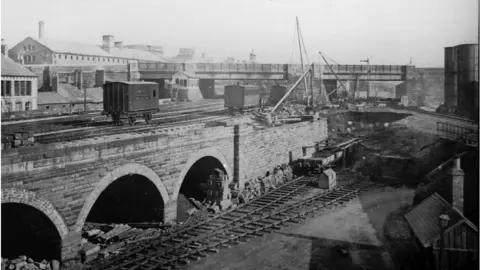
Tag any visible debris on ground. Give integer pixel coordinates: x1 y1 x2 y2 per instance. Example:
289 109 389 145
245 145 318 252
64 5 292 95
80 222 169 263
1 256 59 270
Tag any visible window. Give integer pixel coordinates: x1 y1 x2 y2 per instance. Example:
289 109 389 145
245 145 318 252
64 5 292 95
62 104 66 108
108 58 110 62
32 56 35 62
70 55 73 60
24 45 27 51
153 89 156 98
15 102 22 111
25 102 31 111
82 56 84 60
65 55 67 59
26 81 31 96
5 81 11 96
175 79 179 84
20 81 26 96
14 81 20 96
87 57 90 61
28 45 31 50
5 102 12 112
1 81 5 96
46 105 50 110
76 56 79 60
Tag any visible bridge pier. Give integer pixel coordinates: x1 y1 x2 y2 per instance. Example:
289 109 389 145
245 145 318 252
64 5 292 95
198 79 215 98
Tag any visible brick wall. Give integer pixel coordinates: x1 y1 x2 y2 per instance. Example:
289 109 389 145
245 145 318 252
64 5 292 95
1 119 328 260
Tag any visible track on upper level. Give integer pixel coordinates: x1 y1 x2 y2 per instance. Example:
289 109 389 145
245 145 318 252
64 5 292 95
33 104 229 144
87 178 386 270
2 100 225 136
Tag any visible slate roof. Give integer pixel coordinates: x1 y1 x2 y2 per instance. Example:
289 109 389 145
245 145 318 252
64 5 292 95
1 54 37 77
173 70 198 78
33 38 111 57
404 192 478 248
108 47 166 62
37 92 70 104
56 83 102 103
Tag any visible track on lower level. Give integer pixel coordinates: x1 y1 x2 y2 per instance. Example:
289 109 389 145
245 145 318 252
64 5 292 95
88 178 385 270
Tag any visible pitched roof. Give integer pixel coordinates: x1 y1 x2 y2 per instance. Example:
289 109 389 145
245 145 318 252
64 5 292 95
56 83 102 103
33 38 112 57
404 192 478 247
173 70 198 78
1 54 37 77
108 47 166 62
37 92 70 104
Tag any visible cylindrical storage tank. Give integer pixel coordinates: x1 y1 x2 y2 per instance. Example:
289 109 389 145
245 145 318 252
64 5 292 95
444 47 457 109
456 44 479 120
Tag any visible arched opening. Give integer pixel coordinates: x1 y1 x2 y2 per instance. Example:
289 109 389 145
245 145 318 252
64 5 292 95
85 174 164 224
177 156 226 222
1 203 62 261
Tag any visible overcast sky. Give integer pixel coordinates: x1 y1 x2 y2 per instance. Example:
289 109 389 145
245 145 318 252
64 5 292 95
1 0 478 67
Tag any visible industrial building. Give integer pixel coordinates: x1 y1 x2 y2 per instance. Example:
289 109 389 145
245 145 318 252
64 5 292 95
7 21 166 66
443 43 479 122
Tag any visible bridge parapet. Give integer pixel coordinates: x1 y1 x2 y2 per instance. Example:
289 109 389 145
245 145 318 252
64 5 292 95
139 62 409 81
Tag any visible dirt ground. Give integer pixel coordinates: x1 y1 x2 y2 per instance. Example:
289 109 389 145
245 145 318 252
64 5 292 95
181 187 415 270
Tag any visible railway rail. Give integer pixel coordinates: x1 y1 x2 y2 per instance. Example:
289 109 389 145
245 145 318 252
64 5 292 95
2 100 225 135
88 177 385 270
35 106 229 144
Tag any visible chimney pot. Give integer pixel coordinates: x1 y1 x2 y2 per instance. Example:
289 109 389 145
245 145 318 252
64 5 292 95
114 41 123 49
102 35 114 52
39 21 45 39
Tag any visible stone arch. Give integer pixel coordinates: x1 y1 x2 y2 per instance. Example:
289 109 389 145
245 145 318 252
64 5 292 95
1 188 69 239
74 163 169 232
172 147 233 202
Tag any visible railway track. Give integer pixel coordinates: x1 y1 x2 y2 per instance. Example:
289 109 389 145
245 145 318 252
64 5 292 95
88 177 385 270
2 100 225 135
35 106 229 144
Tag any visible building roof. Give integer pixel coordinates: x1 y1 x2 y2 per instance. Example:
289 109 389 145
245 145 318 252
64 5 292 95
37 92 70 105
107 47 166 62
1 54 37 77
33 38 112 57
173 70 198 78
56 83 102 103
105 81 158 85
404 192 478 248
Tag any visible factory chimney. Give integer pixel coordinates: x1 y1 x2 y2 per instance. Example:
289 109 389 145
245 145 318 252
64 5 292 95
39 21 45 39
102 35 114 52
1 39 8 56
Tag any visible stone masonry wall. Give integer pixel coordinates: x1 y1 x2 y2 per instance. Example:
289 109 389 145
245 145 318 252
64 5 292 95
1 118 328 261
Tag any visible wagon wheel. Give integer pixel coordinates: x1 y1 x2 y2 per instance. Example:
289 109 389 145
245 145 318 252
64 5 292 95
129 116 136 126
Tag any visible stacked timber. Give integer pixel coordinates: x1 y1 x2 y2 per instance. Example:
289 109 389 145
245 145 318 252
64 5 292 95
1 131 35 150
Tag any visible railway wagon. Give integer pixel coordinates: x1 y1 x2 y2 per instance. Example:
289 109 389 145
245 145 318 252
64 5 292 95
224 84 261 114
103 81 160 125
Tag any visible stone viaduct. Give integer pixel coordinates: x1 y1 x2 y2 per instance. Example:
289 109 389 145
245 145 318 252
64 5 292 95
1 118 328 261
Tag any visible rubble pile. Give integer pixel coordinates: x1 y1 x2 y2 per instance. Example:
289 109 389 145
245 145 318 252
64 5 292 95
80 222 171 263
231 164 294 203
1 256 59 270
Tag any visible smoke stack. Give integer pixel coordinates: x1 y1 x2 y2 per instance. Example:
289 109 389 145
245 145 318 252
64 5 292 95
1 39 8 56
102 35 114 52
114 41 123 49
39 21 45 39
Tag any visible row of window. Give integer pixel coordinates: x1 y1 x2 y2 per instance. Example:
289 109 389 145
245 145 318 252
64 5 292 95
53 53 128 63
25 55 36 63
24 44 36 51
1 81 32 97
3 101 32 112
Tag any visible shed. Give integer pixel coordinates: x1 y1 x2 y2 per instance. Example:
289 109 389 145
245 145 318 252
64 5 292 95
404 193 478 270
316 168 336 189
171 71 203 102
